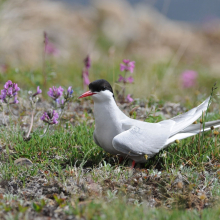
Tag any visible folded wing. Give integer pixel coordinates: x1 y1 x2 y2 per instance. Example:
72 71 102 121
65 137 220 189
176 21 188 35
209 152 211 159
112 120 174 157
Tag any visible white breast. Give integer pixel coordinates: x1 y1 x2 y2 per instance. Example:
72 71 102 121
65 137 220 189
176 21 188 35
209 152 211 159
93 97 127 155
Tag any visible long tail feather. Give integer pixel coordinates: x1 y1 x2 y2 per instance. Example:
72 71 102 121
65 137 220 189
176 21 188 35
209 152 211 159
169 97 210 136
165 119 220 146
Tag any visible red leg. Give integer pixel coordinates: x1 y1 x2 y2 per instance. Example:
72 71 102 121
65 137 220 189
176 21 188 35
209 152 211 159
131 160 136 168
119 156 124 164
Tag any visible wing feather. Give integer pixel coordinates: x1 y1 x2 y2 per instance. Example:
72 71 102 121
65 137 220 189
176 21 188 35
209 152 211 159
112 121 173 157
164 97 210 136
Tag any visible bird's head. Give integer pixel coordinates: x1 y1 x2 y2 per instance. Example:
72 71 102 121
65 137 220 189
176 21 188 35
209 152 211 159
78 79 114 102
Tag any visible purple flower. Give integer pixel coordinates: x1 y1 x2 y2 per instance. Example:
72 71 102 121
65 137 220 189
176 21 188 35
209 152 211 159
118 75 125 83
84 55 91 69
126 94 133 102
120 60 135 73
0 80 20 103
118 75 134 83
64 86 74 101
180 70 198 88
33 86 42 97
40 110 59 125
47 86 64 100
44 32 59 56
10 96 19 104
67 86 73 96
0 90 6 103
56 98 64 105
83 70 90 86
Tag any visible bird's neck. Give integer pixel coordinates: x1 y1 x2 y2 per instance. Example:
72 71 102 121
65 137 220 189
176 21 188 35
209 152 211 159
93 98 127 126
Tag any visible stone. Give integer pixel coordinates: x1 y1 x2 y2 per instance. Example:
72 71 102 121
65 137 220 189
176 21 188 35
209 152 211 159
14 158 33 166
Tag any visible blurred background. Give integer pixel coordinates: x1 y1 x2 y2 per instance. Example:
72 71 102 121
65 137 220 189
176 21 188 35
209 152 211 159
0 0 220 101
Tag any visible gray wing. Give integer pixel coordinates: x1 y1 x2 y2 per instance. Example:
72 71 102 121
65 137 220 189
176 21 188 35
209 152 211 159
112 120 174 157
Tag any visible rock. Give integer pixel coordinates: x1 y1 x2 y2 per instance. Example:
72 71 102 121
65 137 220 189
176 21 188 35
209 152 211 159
14 158 33 166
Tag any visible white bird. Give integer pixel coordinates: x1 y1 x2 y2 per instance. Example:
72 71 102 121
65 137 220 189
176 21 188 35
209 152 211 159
79 79 220 167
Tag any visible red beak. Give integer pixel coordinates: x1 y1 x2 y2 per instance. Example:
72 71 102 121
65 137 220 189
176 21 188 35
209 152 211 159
78 91 96 98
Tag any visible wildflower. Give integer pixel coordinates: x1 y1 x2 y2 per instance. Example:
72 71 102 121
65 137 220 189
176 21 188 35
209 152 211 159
33 86 42 97
118 75 134 83
40 110 59 124
120 59 135 73
44 32 59 56
127 76 134 83
56 98 64 105
64 86 73 100
180 70 198 88
84 55 91 69
9 96 19 104
82 55 91 88
0 90 6 103
126 94 133 102
0 80 20 103
47 86 64 100
67 86 73 96
83 70 90 86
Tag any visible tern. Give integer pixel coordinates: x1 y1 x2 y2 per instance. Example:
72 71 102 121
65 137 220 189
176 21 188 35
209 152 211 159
79 79 220 167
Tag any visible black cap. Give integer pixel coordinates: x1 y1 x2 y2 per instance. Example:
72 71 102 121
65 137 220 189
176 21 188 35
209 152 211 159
89 79 113 94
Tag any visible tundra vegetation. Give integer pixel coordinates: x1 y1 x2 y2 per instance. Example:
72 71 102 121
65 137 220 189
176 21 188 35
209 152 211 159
0 24 220 219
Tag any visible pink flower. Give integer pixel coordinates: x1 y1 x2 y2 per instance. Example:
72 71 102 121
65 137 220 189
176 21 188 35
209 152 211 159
33 86 42 97
47 86 64 100
126 94 133 102
0 80 20 103
181 70 198 88
82 55 91 87
120 60 135 73
41 110 59 125
10 96 19 104
118 75 134 83
83 70 90 86
44 32 59 56
84 55 91 69
127 76 134 83
118 75 125 83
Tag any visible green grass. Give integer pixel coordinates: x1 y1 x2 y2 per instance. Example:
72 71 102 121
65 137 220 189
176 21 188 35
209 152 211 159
1 119 220 218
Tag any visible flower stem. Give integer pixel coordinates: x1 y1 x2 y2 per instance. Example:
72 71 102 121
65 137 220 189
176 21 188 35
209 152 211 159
26 108 35 138
40 123 50 138
2 106 8 126
42 39 46 88
8 104 17 119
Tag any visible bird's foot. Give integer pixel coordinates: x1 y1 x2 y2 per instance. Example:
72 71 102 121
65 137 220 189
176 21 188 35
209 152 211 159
131 160 136 169
119 156 124 164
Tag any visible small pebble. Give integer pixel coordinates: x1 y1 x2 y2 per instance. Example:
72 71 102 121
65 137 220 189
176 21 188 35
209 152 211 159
14 158 33 166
